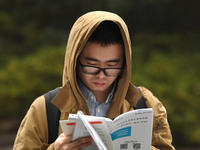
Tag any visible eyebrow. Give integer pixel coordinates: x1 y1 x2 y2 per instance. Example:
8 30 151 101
85 57 120 63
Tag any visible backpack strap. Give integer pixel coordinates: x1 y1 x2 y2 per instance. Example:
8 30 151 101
134 86 147 109
44 87 61 144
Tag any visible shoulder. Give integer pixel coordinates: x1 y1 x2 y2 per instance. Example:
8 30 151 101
138 87 175 149
13 95 49 149
30 95 46 113
22 95 47 127
20 95 47 135
138 86 167 116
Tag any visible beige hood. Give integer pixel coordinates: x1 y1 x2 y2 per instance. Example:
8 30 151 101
62 11 133 113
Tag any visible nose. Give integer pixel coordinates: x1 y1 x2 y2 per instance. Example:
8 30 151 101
96 70 106 78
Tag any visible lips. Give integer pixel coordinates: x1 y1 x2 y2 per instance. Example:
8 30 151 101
94 82 105 87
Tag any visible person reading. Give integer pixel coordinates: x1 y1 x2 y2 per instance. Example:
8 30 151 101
13 11 175 150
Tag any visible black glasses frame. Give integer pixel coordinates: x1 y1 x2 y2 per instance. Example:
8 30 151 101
78 60 122 77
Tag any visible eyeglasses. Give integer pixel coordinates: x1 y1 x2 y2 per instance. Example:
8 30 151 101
78 61 122 77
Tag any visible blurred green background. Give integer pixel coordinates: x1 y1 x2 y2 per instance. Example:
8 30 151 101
0 0 200 149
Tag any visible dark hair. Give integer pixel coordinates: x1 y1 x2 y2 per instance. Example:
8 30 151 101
88 21 124 47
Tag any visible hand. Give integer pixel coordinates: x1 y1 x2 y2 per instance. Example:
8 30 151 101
54 133 93 150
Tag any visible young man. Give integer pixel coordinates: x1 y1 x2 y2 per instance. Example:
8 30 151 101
13 11 175 150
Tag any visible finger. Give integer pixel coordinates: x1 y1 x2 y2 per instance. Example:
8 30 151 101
73 141 93 150
71 136 93 149
59 133 73 142
64 134 73 142
54 134 73 150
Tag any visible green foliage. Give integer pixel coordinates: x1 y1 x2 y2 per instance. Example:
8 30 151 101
132 32 200 146
1 0 199 59
0 0 200 147
0 32 199 147
0 45 65 118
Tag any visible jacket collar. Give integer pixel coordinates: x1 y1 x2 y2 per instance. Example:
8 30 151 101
51 83 89 114
106 82 143 119
125 82 143 107
51 82 142 119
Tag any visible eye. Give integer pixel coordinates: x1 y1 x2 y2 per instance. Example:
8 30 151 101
87 62 98 66
107 63 118 67
108 65 115 67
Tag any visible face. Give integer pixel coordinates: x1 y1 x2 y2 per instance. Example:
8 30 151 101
77 42 124 96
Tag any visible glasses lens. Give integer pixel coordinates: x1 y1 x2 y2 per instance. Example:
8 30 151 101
105 68 121 76
81 64 121 76
83 66 99 74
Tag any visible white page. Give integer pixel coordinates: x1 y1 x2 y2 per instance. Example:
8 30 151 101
61 114 113 149
60 109 153 150
73 117 99 150
77 111 108 150
110 108 154 150
60 120 76 135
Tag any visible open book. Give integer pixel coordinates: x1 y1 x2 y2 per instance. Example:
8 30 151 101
60 108 154 150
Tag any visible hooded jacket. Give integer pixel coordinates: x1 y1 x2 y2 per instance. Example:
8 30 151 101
13 11 175 150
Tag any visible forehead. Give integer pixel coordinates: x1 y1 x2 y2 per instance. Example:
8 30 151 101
79 42 124 61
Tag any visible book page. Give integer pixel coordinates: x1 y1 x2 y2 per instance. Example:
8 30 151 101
73 117 99 150
60 120 76 135
76 111 108 150
60 109 153 150
68 113 112 122
110 108 154 150
61 112 113 150
76 111 116 150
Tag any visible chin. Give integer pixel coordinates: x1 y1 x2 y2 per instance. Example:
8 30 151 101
92 85 111 92
91 87 106 92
